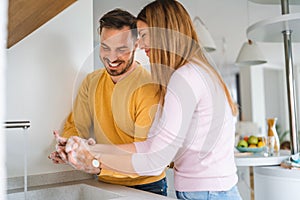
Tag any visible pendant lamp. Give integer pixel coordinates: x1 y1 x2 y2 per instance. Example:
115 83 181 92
236 39 267 66
235 0 267 66
193 16 216 52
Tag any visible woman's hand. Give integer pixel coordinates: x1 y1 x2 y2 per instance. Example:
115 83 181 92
65 136 100 174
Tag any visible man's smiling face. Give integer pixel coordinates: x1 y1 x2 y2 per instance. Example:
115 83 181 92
100 26 136 77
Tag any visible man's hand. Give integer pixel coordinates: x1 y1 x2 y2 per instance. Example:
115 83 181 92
48 151 66 164
54 130 67 145
53 130 69 162
49 130 99 174
48 131 68 164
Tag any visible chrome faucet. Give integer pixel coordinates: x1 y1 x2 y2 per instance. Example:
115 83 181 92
3 121 30 129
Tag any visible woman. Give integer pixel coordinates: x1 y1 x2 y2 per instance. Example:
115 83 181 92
61 0 242 199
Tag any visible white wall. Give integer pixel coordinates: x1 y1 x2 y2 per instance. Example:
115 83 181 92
264 68 289 132
93 0 300 67
93 0 247 69
5 0 93 177
1 0 8 198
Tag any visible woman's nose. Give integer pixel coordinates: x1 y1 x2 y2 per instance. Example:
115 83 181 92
138 39 145 49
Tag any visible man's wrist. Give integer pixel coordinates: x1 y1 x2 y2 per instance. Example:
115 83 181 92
92 157 101 175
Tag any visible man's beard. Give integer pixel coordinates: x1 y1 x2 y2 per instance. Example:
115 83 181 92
103 51 135 77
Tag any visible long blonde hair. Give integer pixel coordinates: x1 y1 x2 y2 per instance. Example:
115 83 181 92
137 0 238 116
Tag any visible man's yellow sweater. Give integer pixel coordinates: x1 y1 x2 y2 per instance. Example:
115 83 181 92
62 65 165 186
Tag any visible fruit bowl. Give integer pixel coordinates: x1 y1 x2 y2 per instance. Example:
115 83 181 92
236 146 265 153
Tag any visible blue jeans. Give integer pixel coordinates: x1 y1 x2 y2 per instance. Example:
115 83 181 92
129 177 168 196
176 185 242 200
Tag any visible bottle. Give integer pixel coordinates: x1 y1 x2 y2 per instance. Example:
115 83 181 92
267 118 280 153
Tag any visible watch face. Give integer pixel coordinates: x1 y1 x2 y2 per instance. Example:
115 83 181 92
92 159 100 168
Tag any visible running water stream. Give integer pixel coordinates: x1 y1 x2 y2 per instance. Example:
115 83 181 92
23 127 28 199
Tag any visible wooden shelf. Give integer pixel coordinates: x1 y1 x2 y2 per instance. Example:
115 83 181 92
7 0 77 48
235 150 290 167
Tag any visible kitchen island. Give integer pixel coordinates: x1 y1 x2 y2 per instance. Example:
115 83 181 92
235 149 300 200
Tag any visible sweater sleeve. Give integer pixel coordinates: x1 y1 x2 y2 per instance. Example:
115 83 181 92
132 70 199 176
61 112 80 138
132 83 160 142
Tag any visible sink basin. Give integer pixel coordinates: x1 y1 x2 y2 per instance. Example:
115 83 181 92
7 183 122 200
7 178 175 200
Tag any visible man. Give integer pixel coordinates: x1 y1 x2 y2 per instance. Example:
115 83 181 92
49 9 167 196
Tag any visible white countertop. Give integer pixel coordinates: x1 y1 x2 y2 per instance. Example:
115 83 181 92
234 150 290 167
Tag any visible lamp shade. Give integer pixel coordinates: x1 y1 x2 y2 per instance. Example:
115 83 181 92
235 40 267 66
193 16 216 52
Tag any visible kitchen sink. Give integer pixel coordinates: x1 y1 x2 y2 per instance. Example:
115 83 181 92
7 183 122 200
7 177 175 200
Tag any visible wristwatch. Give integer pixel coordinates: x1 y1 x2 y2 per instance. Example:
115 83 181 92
92 158 101 175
